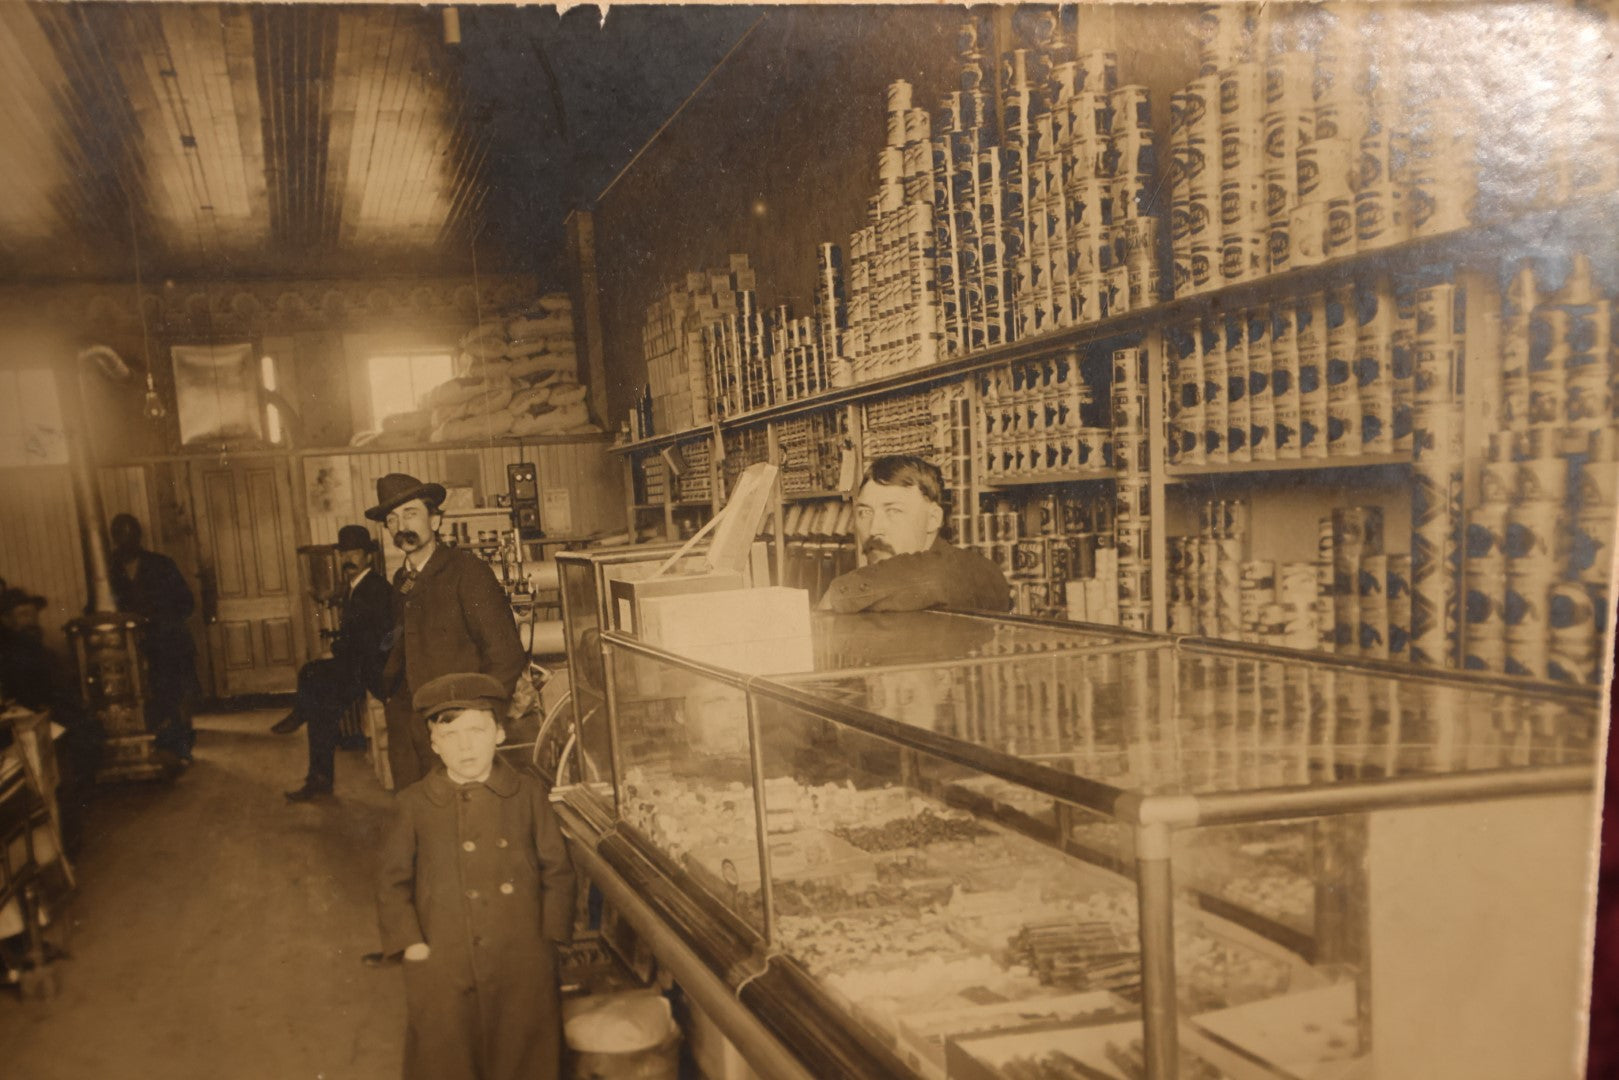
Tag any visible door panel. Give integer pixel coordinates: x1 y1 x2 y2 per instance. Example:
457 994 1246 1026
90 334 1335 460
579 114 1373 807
190 459 304 695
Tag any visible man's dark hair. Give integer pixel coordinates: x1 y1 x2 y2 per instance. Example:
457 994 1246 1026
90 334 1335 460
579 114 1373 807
109 513 143 546
861 454 952 539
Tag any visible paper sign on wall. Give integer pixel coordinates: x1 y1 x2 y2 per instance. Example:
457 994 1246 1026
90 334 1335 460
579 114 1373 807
543 489 573 534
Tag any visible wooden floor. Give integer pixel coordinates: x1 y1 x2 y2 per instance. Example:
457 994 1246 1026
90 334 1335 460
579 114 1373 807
0 709 405 1080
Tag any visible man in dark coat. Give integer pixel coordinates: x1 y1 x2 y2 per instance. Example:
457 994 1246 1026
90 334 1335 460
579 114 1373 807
0 587 102 854
819 454 1012 614
366 474 527 790
108 513 202 760
281 524 397 801
377 672 575 1080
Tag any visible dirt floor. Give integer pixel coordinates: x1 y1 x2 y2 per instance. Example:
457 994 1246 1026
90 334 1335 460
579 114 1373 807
0 709 405 1080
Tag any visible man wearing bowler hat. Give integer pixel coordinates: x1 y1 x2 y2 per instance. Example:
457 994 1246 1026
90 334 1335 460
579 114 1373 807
281 524 397 801
366 473 526 790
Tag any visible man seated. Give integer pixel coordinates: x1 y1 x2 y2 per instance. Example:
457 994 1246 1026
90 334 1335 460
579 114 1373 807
280 525 395 802
818 454 1011 614
0 587 101 855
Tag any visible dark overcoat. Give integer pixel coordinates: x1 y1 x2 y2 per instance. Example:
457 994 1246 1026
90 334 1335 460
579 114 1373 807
377 758 577 1080
302 570 396 708
384 544 527 699
818 536 1013 613
381 544 527 786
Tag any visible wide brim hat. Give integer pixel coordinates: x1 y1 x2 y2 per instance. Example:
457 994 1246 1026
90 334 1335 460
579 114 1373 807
413 672 508 722
0 588 47 615
335 524 378 552
364 473 447 522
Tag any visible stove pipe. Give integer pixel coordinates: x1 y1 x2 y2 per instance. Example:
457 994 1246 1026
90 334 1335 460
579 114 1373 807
69 346 121 615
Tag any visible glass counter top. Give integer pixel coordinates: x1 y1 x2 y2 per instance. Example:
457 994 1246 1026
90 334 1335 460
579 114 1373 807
769 623 1601 802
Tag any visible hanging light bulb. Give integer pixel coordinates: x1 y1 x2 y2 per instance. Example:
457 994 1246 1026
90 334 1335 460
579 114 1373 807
143 370 167 421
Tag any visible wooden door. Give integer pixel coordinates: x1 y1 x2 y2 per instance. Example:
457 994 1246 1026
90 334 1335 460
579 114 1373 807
188 458 305 695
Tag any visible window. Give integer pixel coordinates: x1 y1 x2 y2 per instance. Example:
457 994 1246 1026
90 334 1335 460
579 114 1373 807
261 354 283 445
0 369 67 466
368 352 453 428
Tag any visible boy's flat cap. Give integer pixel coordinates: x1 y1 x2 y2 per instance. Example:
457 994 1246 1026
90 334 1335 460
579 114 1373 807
413 672 507 721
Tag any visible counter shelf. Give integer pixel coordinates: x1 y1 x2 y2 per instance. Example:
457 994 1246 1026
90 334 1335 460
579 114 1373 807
561 601 1598 1080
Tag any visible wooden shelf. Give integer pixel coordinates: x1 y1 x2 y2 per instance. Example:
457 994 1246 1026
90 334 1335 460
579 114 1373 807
604 193 1616 458
982 469 1118 488
608 424 712 456
1166 452 1412 481
631 502 663 511
782 488 847 501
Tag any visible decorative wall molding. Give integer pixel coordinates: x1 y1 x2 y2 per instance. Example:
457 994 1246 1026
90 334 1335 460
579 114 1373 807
0 273 542 337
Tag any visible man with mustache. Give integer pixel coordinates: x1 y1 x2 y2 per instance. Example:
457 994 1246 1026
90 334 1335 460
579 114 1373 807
366 473 526 789
279 524 396 802
818 454 1011 614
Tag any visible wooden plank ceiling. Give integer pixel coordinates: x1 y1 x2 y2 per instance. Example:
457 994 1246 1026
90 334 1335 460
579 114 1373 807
0 3 756 285
0 3 489 280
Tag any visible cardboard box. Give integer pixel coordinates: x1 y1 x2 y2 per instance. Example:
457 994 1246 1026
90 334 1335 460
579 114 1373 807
637 586 813 676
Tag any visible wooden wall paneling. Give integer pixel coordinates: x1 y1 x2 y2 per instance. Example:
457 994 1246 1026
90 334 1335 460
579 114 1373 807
0 468 86 650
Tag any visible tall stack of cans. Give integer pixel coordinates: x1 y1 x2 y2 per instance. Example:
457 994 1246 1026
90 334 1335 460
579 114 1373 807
814 242 850 389
979 490 1116 620
1468 255 1617 683
1465 435 1515 673
844 80 944 382
768 305 830 406
1111 346 1151 629
1408 280 1466 667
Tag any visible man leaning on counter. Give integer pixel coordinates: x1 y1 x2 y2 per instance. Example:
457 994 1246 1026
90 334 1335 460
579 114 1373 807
818 454 1011 614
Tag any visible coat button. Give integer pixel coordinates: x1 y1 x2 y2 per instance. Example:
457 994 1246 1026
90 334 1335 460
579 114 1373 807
460 790 472 801
465 889 480 901
499 883 514 896
496 838 508 849
462 841 476 853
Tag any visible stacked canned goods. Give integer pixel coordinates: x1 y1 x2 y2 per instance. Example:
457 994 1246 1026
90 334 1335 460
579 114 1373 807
1167 498 1247 638
977 490 1116 620
643 256 759 429
775 412 845 498
1166 278 1410 467
1408 279 1466 667
1111 346 1152 629
844 79 945 381
1463 253 1617 683
978 352 1108 480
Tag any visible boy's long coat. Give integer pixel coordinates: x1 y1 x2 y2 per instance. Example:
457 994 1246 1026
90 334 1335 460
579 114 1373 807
379 758 576 1080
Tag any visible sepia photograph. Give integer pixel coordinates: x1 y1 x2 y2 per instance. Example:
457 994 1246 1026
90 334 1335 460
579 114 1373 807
0 2 1615 1078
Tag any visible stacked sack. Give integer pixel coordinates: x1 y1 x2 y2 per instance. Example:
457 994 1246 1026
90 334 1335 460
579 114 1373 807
428 294 597 442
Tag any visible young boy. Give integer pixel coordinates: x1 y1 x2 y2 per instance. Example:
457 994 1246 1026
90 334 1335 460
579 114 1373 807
377 672 576 1080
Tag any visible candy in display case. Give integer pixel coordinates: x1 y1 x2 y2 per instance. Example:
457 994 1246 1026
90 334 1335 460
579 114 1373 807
565 609 1600 1080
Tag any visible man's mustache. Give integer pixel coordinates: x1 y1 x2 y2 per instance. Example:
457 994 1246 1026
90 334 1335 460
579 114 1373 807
392 530 421 549
862 537 894 558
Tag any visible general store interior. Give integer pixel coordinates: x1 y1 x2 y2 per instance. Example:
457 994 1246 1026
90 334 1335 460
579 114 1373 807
0 3 1616 1079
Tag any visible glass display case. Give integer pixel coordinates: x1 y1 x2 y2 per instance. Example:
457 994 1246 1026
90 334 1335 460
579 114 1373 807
561 608 1601 1080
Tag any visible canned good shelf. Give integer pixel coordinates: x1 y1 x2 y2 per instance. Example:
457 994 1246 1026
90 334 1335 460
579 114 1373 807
1166 453 1413 481
609 424 712 456
608 194 1616 460
983 469 1119 488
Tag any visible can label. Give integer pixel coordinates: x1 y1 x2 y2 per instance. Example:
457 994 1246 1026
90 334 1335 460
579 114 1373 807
1324 197 1356 255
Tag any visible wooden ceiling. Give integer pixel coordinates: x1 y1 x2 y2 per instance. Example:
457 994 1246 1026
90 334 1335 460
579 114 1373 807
0 3 756 284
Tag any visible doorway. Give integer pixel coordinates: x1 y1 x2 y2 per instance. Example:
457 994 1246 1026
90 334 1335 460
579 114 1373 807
187 457 305 696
